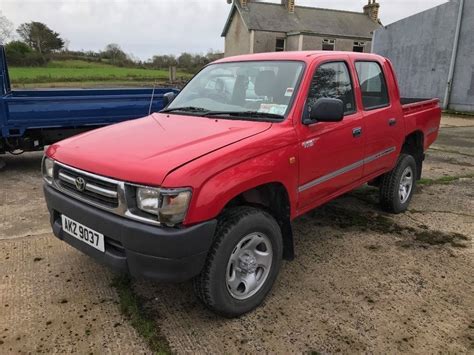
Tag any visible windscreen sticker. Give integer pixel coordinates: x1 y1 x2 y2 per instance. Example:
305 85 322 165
258 104 288 116
284 88 294 97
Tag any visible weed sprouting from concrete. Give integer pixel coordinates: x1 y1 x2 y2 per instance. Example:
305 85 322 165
111 275 172 355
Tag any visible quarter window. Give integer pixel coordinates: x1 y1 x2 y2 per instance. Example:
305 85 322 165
355 61 390 110
307 62 356 115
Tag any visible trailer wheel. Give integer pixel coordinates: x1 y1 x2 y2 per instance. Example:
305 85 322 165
379 154 417 214
193 206 283 318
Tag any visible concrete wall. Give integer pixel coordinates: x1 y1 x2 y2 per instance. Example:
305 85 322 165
253 30 287 53
302 35 323 50
286 35 301 51
224 11 251 57
373 0 473 112
302 35 371 52
450 0 474 112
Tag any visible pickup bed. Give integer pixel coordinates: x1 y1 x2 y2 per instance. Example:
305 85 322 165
0 46 177 155
42 51 441 317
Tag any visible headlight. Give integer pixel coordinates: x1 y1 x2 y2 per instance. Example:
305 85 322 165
42 157 54 184
136 187 192 227
136 187 161 216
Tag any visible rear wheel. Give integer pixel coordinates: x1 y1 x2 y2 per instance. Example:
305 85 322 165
379 154 417 213
193 206 283 318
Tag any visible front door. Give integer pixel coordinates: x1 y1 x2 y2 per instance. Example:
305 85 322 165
297 60 365 210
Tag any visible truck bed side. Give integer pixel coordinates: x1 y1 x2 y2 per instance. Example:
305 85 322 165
2 88 175 137
402 98 441 151
0 45 178 153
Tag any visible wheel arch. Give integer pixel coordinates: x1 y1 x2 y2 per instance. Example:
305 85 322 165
222 182 294 260
402 130 424 179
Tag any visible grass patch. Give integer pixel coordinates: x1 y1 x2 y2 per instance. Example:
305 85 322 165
111 274 172 355
309 204 411 234
9 60 192 85
418 173 474 186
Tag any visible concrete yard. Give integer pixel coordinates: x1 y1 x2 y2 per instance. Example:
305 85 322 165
0 114 473 353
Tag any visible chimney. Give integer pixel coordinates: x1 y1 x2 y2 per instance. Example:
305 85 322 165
281 0 295 13
363 0 380 22
239 0 248 8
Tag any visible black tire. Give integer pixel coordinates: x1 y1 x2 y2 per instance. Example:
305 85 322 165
193 206 283 318
379 154 417 214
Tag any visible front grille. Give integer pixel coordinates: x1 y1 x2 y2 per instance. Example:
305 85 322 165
56 167 119 208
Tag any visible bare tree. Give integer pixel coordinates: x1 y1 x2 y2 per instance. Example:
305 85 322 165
0 11 13 43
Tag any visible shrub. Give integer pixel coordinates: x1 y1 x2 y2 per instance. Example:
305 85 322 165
5 40 48 66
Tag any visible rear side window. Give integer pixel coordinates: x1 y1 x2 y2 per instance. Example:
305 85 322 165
308 62 356 115
355 61 389 110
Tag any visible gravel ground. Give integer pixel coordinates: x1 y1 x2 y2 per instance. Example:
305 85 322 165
0 114 473 354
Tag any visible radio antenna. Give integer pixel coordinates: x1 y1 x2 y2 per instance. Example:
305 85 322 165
148 81 157 115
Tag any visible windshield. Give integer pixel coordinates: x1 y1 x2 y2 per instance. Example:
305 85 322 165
165 61 305 120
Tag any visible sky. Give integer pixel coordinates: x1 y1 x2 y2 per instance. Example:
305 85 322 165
0 0 449 60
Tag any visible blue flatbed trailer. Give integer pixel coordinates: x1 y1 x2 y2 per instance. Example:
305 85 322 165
0 45 177 155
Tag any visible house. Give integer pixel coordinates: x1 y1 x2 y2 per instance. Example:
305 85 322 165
373 0 472 112
221 0 382 57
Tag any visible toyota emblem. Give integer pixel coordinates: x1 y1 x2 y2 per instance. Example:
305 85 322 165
75 177 86 192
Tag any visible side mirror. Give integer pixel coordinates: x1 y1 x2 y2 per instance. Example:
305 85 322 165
162 92 176 108
304 98 344 124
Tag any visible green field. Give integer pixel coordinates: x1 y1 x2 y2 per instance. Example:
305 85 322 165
9 60 192 88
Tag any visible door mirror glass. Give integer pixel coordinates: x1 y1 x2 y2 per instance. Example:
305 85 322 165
162 92 176 108
305 97 344 124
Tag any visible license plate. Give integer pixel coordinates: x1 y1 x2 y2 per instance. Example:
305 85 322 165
61 215 105 252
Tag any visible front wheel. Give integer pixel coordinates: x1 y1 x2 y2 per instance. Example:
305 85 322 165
193 206 283 318
379 154 417 214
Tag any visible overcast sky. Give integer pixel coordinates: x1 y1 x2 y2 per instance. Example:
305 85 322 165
1 0 448 60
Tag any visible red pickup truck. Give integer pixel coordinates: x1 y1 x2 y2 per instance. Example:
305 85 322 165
43 51 441 317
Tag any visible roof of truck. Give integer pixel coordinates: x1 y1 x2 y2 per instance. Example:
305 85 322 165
214 51 387 64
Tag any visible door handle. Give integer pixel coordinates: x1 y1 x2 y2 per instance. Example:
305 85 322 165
352 127 362 138
389 118 397 126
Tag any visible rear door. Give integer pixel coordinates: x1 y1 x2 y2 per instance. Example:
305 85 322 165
354 60 404 177
297 58 365 210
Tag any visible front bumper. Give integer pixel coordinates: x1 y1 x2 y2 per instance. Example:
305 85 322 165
44 184 217 282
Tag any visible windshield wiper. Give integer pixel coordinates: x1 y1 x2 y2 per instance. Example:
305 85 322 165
205 111 284 120
160 106 209 114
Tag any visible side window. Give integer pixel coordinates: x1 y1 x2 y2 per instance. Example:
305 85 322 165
307 61 356 115
355 61 390 110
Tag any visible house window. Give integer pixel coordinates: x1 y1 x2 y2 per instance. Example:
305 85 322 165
275 38 286 52
322 39 335 51
353 41 366 53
